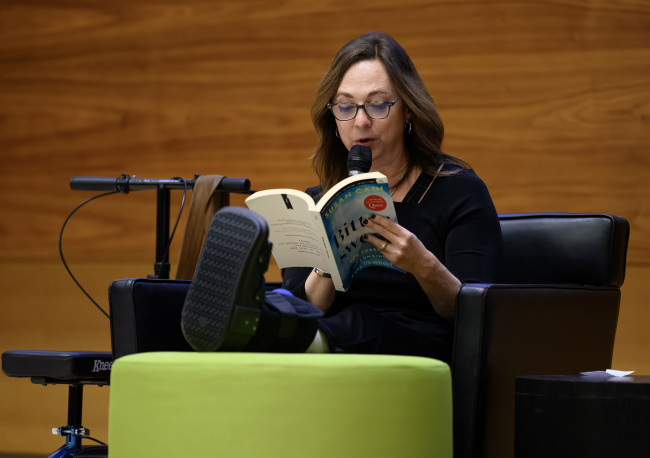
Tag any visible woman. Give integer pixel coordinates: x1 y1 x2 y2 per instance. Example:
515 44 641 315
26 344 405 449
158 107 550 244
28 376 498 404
278 31 502 363
182 32 502 363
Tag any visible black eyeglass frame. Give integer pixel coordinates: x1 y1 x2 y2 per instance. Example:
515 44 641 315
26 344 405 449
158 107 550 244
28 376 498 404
327 97 400 121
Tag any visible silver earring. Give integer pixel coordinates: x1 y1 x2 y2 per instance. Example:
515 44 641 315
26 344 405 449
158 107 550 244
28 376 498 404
405 122 412 135
335 128 340 138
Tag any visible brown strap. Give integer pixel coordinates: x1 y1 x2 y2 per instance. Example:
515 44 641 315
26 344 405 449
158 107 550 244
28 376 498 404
175 175 230 280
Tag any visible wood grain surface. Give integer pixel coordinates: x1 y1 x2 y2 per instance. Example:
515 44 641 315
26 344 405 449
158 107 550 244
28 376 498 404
1 0 649 454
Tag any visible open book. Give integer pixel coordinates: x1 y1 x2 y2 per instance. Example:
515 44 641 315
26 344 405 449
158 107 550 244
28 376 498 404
245 172 402 291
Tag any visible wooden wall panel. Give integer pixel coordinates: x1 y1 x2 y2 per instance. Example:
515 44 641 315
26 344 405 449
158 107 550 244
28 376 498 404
1 0 649 454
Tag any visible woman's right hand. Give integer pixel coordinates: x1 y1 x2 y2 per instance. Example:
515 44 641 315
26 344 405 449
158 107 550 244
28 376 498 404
305 269 336 312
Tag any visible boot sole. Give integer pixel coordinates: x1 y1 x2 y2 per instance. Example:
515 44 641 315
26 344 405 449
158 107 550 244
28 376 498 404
181 207 270 352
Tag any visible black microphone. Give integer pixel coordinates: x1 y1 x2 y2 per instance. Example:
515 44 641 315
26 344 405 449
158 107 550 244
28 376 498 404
347 145 372 176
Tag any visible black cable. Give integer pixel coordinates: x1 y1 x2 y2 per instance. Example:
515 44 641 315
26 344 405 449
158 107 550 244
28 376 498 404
59 179 189 318
59 191 118 319
85 436 107 446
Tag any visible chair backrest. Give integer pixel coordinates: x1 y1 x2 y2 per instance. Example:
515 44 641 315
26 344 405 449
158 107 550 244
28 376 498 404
498 213 629 286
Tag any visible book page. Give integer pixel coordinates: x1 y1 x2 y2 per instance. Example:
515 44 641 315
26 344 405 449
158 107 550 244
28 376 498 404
246 190 332 270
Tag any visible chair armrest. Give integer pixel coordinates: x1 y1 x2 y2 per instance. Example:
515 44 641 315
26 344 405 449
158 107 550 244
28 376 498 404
109 278 285 359
109 278 194 359
452 283 621 458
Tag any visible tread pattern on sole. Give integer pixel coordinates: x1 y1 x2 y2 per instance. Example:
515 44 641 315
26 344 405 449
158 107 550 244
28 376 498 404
181 208 267 352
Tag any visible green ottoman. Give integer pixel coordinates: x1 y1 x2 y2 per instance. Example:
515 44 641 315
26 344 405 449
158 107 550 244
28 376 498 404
108 353 452 457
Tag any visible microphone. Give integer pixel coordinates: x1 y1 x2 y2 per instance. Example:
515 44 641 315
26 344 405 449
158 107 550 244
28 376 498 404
347 145 372 176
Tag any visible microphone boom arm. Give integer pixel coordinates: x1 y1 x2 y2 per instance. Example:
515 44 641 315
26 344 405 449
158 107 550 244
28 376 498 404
68 173 253 279
70 173 251 194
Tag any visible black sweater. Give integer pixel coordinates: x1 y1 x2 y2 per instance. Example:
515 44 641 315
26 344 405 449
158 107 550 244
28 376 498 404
282 165 502 355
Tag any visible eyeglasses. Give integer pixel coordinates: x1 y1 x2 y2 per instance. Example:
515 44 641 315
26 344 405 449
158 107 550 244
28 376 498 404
327 97 400 121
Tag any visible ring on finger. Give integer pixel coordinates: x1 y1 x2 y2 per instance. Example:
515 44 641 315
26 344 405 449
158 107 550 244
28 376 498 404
381 242 387 251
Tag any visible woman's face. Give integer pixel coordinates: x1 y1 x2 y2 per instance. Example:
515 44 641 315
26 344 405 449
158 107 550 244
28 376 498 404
333 59 410 169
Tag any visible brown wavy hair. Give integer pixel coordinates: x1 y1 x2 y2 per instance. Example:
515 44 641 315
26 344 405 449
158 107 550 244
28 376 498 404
311 31 469 192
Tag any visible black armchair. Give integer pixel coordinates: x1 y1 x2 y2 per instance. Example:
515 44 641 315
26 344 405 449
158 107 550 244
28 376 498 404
107 212 628 458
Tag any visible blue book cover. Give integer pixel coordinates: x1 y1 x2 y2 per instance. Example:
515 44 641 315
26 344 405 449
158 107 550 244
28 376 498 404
318 176 402 291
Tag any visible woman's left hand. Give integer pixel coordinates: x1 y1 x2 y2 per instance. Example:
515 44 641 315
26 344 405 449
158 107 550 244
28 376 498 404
363 214 460 321
363 214 432 276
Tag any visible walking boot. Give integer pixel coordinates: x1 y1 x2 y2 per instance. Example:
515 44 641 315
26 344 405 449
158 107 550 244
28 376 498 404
181 206 323 353
181 206 271 352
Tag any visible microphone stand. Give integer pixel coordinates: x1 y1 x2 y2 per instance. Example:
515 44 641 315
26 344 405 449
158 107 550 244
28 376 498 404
153 182 174 279
70 173 253 279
